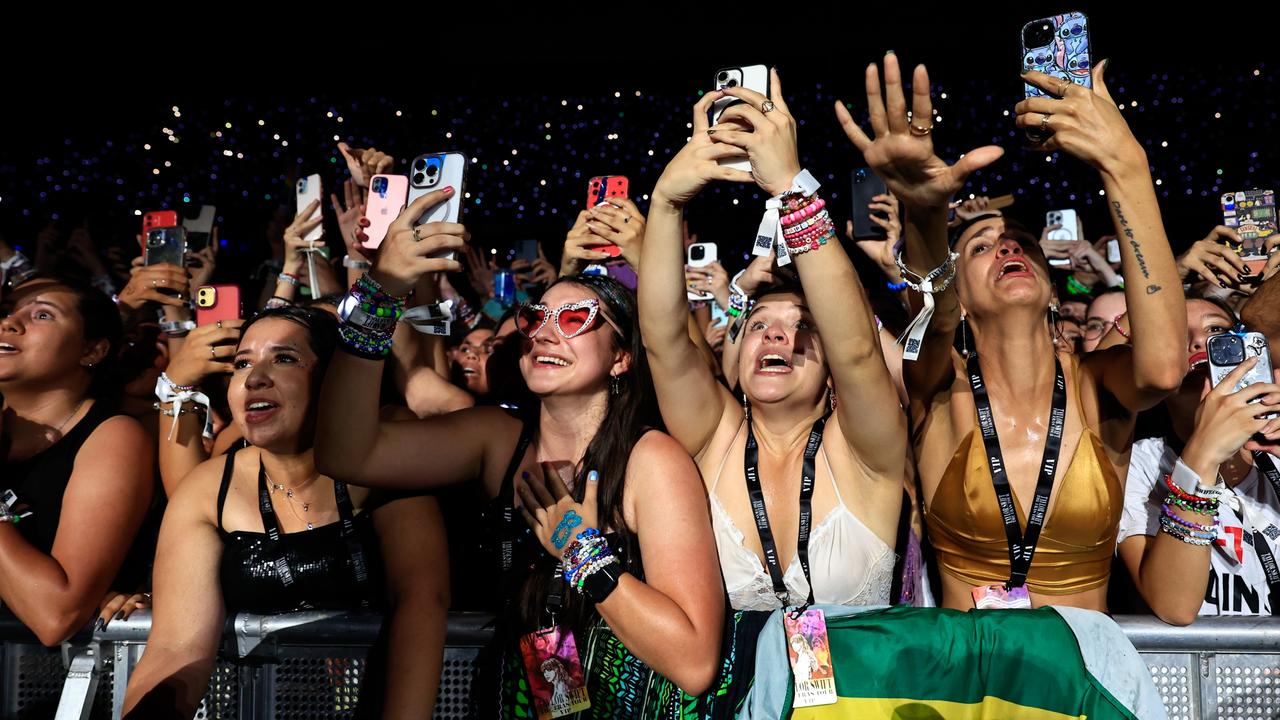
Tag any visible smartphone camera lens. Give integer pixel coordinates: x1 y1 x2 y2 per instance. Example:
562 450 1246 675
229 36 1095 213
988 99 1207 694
691 246 705 261
1210 335 1246 366
727 79 739 88
414 159 426 170
426 164 438 176
297 179 306 193
413 172 425 184
372 177 388 194
717 71 729 82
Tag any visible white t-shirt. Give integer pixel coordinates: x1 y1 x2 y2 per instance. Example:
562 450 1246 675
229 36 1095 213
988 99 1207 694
1120 437 1280 616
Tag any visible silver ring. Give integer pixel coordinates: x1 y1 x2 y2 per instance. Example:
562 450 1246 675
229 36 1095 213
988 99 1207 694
760 100 776 113
210 347 217 359
216 320 223 329
1040 114 1052 132
411 226 424 243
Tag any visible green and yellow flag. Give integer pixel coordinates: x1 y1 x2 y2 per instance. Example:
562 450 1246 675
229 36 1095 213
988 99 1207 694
744 605 1164 720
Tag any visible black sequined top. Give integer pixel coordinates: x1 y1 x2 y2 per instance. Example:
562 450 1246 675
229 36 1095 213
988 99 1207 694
215 448 386 614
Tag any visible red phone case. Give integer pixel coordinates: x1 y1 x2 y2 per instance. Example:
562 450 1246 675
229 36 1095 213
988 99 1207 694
142 211 178 249
585 176 629 258
195 285 243 327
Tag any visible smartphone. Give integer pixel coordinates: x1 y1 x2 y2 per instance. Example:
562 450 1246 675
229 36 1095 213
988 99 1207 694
195 285 243 327
1222 189 1276 277
1209 331 1279 420
144 226 187 267
1045 209 1079 267
142 211 178 249
296 175 324 243
181 205 216 254
407 153 467 261
361 174 409 250
1022 12 1091 143
514 239 540 264
585 176 629 258
686 243 718 302
1022 13 1092 98
711 65 770 173
851 168 890 239
1106 238 1121 264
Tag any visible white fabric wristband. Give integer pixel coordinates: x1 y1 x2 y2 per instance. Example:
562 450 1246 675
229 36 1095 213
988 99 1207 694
155 373 214 441
753 170 821 264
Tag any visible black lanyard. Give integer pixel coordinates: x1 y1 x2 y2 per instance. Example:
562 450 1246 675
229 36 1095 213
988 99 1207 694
1249 452 1280 609
966 355 1067 590
743 406 830 609
256 460 371 607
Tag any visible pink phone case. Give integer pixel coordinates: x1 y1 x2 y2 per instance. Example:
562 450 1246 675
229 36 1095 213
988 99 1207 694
361 174 409 250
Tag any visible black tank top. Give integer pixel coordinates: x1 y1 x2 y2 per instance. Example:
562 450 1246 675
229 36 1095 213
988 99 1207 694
216 447 386 614
3 400 158 591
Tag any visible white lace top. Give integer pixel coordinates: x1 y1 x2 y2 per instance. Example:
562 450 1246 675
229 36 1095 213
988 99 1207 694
708 420 895 612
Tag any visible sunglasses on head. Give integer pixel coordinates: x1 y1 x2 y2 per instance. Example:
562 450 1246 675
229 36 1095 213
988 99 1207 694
516 299 621 340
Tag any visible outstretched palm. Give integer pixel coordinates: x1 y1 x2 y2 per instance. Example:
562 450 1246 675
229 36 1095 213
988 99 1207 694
836 55 1003 210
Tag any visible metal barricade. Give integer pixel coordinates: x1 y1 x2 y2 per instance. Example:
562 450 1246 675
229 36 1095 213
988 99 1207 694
2 612 1278 719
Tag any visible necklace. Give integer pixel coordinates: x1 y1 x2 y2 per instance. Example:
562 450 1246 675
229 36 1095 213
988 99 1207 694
265 470 320 530
54 399 86 435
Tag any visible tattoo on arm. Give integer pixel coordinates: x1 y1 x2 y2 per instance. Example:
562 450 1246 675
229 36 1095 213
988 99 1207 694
1111 200 1159 293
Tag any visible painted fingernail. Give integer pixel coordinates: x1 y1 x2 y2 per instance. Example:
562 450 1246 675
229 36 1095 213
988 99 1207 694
588 470 599 482
441 186 454 195
94 618 105 631
1220 281 1228 288
885 49 895 56
114 611 124 621
521 471 530 479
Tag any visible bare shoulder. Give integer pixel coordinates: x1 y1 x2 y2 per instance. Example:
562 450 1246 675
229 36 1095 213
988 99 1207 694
627 430 703 494
81 414 150 455
167 451 241 521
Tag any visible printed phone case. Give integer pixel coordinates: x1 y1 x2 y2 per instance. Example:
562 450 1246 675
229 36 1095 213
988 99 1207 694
1022 12 1092 98
1222 189 1276 260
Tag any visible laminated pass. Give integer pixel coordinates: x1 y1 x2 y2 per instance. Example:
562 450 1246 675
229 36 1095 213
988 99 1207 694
520 626 591 719
784 608 837 707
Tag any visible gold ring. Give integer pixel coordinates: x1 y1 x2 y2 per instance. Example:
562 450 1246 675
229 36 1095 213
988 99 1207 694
1057 80 1073 96
909 123 932 136
1040 114 1052 132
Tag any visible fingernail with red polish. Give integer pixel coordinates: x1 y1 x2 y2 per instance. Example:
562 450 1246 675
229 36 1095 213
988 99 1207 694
442 186 454 195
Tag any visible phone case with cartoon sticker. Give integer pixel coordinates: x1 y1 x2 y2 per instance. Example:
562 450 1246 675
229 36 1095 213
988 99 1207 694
1021 12 1092 99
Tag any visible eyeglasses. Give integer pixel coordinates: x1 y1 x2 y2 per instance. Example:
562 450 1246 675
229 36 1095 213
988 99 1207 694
516 299 621 340
1083 312 1130 340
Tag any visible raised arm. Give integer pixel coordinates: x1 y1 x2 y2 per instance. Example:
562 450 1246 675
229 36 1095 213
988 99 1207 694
641 92 753 456
1018 64 1186 409
315 188 492 489
836 55 1003 426
709 69 905 476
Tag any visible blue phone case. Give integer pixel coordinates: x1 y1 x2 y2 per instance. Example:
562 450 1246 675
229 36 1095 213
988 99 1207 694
1022 12 1092 98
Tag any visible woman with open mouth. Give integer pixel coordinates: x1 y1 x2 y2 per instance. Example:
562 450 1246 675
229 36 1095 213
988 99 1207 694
842 52 1188 612
639 69 909 712
123 306 450 718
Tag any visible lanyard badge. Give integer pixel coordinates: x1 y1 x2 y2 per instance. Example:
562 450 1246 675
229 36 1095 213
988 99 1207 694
519 626 591 719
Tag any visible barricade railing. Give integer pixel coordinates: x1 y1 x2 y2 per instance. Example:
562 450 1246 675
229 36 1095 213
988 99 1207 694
1 613 1277 719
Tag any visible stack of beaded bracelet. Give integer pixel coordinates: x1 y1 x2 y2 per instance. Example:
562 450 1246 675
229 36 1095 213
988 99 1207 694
338 274 407 359
1158 502 1217 545
780 194 836 255
1159 473 1220 545
727 270 751 318
561 528 619 593
1164 474 1220 515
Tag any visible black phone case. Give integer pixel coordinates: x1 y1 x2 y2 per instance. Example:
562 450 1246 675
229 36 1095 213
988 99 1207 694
851 170 889 239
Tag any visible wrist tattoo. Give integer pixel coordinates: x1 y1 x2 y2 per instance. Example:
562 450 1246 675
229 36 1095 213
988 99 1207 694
1111 201 1152 280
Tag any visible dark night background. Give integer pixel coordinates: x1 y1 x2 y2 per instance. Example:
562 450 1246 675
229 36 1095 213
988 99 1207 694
2 6 1277 282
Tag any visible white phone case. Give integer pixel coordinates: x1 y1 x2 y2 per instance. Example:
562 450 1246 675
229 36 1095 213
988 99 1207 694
711 65 769 173
1046 209 1079 267
409 152 467 261
687 243 718 301
295 174 324 242
1209 331 1278 420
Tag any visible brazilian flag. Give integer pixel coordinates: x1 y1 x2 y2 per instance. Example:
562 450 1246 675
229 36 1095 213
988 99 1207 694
744 605 1165 720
